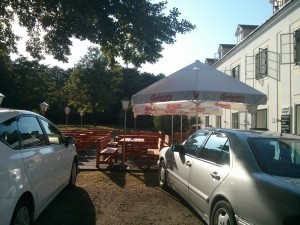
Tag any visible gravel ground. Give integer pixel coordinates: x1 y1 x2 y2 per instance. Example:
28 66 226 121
34 170 206 225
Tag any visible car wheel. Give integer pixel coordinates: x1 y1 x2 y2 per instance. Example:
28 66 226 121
158 159 168 190
211 200 237 225
10 198 33 225
67 160 78 189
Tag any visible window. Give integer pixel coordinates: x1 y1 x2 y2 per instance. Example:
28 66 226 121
250 138 300 178
216 116 221 128
237 32 242 44
295 28 300 66
296 105 300 135
255 48 268 79
40 119 64 144
18 116 46 148
205 116 209 127
0 118 20 149
184 131 209 156
232 112 239 129
231 65 240 80
199 132 230 165
255 109 267 130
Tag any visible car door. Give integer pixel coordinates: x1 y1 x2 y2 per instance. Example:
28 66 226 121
188 132 231 216
39 118 74 189
18 116 57 208
167 131 209 201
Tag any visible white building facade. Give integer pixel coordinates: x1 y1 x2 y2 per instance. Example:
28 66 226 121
206 0 300 134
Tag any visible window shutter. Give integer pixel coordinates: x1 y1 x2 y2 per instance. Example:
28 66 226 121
295 29 300 66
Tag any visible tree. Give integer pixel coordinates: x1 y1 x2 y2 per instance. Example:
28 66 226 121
0 55 13 106
43 66 72 122
119 68 165 129
64 47 122 124
5 57 53 110
2 0 195 66
0 1 19 57
121 68 165 98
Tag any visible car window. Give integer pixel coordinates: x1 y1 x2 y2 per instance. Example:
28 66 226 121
17 116 46 148
198 132 230 165
250 138 300 178
0 118 21 149
40 118 64 144
184 131 209 156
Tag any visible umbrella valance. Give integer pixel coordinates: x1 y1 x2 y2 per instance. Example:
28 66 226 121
132 100 247 117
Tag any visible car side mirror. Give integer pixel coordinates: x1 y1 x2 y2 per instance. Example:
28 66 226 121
172 144 185 154
65 136 75 147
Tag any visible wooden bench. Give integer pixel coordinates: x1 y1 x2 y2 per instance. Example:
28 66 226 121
144 139 162 168
95 135 118 168
62 132 90 156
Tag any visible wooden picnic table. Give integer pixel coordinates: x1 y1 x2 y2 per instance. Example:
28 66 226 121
119 137 161 162
119 137 147 160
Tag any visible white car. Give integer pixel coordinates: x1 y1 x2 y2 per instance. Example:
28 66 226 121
158 128 300 225
0 108 78 225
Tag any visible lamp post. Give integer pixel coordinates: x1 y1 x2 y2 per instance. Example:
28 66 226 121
121 98 130 168
79 110 84 126
64 107 71 125
134 114 137 130
0 93 5 106
39 102 49 116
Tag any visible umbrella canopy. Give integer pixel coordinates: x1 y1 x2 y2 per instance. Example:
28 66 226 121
131 60 267 107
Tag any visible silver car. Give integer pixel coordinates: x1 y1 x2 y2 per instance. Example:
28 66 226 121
0 108 78 225
158 128 300 225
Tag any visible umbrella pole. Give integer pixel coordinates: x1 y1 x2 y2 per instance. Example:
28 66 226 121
245 111 248 130
180 115 182 143
172 115 174 144
196 100 200 129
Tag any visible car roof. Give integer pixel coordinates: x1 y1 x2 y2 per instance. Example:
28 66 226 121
197 127 300 140
0 108 40 123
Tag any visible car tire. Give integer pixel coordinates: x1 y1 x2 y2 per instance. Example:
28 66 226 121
67 160 78 189
211 200 237 225
158 159 168 190
10 198 33 225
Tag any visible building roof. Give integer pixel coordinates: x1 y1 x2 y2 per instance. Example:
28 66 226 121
235 24 259 36
214 0 296 67
219 44 236 49
205 58 218 66
205 58 217 63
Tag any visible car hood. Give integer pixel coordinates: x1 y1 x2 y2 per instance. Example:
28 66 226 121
274 176 300 188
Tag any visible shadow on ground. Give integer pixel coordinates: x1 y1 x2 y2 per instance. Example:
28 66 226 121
34 187 96 225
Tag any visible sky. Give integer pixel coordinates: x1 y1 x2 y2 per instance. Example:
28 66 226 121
12 0 273 76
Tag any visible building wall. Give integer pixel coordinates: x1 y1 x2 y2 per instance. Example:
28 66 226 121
211 0 300 133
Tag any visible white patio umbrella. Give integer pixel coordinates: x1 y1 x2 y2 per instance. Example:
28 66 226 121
132 60 267 127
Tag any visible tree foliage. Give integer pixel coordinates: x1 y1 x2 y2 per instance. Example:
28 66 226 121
3 57 52 110
64 47 122 124
2 0 195 66
119 68 165 128
0 57 70 117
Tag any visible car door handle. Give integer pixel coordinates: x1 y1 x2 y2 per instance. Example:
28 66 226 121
186 161 192 167
210 172 220 180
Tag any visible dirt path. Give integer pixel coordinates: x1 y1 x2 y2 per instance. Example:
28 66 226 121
34 171 205 225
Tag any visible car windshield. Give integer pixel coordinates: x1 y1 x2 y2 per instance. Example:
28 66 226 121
250 138 300 178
